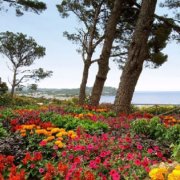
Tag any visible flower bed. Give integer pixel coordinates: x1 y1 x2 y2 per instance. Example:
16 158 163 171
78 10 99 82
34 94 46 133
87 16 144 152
0 104 179 179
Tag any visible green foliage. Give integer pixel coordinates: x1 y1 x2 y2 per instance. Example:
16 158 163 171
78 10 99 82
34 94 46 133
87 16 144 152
131 117 167 140
0 123 7 138
0 94 12 106
0 108 15 121
1 0 46 16
148 117 167 139
12 96 36 106
0 81 8 95
130 118 149 135
171 143 180 163
165 125 180 144
40 112 108 134
0 31 45 62
138 105 179 115
131 116 180 145
65 106 85 114
31 68 53 82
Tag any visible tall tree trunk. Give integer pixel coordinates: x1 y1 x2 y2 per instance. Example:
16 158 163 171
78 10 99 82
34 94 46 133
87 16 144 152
11 68 17 97
79 60 91 105
90 0 124 106
114 0 157 114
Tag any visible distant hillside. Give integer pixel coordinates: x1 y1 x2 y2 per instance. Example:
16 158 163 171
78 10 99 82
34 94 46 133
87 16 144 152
19 86 117 97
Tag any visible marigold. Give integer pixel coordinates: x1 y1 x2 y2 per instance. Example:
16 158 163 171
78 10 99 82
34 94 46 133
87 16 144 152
51 128 60 134
46 136 55 142
55 140 62 145
35 129 48 135
56 132 63 137
149 167 168 180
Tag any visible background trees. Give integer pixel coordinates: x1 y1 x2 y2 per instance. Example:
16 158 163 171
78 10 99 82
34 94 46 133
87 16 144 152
0 0 46 15
0 31 52 97
57 0 109 104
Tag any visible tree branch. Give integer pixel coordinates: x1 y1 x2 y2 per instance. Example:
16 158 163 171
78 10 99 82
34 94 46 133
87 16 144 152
134 2 180 34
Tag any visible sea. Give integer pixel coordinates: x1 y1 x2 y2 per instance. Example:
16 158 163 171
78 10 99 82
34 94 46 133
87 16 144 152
100 91 180 105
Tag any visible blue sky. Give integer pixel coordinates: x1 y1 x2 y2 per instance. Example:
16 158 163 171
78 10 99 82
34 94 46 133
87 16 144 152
0 0 180 91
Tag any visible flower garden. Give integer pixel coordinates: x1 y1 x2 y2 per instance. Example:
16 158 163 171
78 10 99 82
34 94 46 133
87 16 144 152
0 102 180 180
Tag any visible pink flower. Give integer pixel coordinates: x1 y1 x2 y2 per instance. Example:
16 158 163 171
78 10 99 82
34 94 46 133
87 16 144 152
95 157 101 164
136 144 143 150
69 154 74 160
62 151 67 157
30 164 35 169
147 148 153 154
39 140 47 147
134 159 141 166
109 169 120 180
153 146 159 151
126 153 134 160
156 152 163 158
87 144 94 150
39 168 45 174
89 160 98 169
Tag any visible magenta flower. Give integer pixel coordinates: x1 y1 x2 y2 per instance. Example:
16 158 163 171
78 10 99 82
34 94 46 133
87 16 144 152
39 168 45 174
147 148 153 154
39 140 47 147
134 159 141 166
136 144 143 150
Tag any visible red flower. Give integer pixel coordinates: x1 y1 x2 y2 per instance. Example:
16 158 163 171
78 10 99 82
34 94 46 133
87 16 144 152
46 163 55 175
147 148 153 154
39 140 47 147
84 171 95 180
6 156 14 165
58 163 68 175
33 152 42 161
126 153 134 160
134 159 141 166
136 144 143 150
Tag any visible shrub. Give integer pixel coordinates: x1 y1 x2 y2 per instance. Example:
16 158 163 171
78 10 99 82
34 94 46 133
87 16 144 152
0 94 12 106
0 133 26 164
165 125 180 144
0 123 7 137
0 82 8 95
171 143 180 162
131 117 167 140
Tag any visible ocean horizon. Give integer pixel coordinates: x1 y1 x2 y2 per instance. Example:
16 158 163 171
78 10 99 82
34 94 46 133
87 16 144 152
100 91 180 105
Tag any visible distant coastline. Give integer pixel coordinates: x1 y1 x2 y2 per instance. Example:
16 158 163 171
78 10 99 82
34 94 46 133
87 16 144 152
17 87 180 105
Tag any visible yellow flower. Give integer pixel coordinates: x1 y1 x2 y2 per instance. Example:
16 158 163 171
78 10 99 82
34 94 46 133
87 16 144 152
22 124 35 130
20 129 26 133
35 129 48 136
46 136 55 142
55 140 62 145
71 134 77 139
59 128 66 132
67 130 75 136
51 128 60 134
47 127 53 130
175 165 180 170
57 137 63 141
149 167 168 180
56 132 63 137
58 142 64 148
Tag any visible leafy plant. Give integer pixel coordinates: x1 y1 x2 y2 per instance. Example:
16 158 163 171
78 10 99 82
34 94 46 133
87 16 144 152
165 125 180 144
0 123 7 137
130 118 150 135
131 117 167 140
171 143 180 163
0 133 26 164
